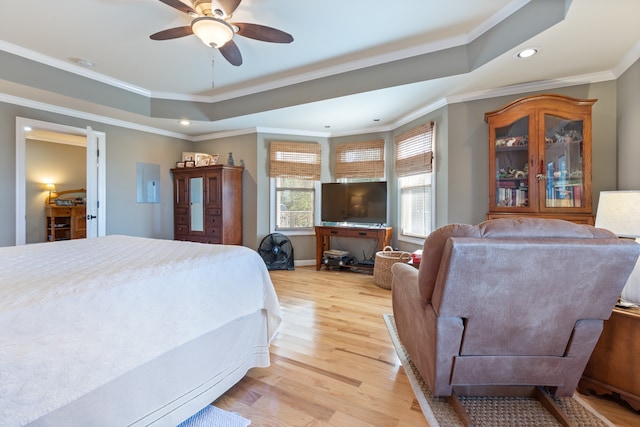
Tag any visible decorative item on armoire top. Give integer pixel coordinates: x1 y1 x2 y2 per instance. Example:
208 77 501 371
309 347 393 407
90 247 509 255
227 152 235 166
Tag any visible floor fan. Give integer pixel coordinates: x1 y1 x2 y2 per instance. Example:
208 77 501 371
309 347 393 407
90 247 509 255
258 233 294 270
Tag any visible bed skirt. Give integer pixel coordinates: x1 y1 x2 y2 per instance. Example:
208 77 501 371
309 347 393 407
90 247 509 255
28 310 270 427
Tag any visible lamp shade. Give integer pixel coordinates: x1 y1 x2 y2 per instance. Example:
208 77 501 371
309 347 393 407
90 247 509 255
595 191 640 238
191 17 234 48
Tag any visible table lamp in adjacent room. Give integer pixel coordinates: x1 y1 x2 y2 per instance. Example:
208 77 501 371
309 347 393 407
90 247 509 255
595 190 640 305
44 183 56 203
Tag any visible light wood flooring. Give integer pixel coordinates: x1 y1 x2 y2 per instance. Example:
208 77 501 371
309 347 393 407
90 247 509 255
215 267 639 426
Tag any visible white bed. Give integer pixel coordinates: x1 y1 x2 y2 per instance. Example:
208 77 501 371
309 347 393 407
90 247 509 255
0 235 282 427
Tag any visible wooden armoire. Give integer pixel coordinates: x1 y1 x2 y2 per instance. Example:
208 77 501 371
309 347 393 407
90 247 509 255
171 165 243 244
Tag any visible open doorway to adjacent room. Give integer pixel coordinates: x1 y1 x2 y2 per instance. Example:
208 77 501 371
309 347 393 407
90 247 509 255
15 117 106 245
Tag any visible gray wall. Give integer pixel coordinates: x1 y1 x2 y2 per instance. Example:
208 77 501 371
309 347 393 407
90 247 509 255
104 126 186 239
444 81 618 228
0 101 189 246
1 58 638 257
617 58 640 190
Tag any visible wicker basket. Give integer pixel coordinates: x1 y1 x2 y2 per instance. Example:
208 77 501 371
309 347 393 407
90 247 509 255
373 246 411 289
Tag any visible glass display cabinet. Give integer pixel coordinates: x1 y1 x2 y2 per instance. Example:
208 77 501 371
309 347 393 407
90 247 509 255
485 94 596 224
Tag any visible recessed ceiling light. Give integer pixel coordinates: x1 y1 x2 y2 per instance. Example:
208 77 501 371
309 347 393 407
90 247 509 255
179 120 191 126
71 58 96 68
516 48 538 59
23 126 32 132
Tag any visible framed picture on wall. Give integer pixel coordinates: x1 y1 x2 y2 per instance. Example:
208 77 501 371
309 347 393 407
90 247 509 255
210 154 219 165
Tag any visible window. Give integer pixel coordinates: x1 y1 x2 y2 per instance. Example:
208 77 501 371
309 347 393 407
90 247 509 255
275 177 316 229
335 139 385 182
395 122 435 240
270 141 321 232
399 173 432 238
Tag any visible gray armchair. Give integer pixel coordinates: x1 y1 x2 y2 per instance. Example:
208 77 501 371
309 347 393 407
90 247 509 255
391 218 640 420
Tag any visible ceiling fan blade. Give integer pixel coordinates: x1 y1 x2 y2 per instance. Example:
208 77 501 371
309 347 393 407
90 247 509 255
219 40 243 66
233 23 294 43
217 0 242 16
157 0 197 15
150 26 194 40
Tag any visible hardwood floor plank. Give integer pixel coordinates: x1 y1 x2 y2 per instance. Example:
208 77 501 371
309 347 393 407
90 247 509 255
215 267 639 426
271 354 362 387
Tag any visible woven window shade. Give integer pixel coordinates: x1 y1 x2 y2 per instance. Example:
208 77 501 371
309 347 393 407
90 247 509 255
269 141 321 180
395 121 435 177
335 139 385 179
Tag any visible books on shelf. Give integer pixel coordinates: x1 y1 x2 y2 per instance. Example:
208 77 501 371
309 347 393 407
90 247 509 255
496 187 528 207
546 183 584 207
324 249 350 257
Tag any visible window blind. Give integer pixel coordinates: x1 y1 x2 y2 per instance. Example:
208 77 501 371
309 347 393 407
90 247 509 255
335 139 385 179
269 141 321 180
394 122 435 177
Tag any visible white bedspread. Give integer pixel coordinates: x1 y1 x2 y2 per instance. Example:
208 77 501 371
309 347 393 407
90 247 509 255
0 236 282 426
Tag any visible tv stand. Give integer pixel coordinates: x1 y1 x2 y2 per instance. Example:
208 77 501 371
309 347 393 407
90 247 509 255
315 225 393 271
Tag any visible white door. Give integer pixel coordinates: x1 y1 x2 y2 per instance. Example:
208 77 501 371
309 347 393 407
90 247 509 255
85 126 106 238
86 126 98 238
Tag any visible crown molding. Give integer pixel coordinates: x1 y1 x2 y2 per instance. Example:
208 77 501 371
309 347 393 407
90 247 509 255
0 93 189 140
0 41 152 97
0 68 628 142
612 39 640 78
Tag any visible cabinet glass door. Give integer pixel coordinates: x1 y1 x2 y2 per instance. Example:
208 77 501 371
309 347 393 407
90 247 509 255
542 114 585 209
190 177 204 232
493 116 530 209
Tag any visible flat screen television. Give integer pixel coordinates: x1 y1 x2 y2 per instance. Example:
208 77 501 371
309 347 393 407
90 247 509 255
321 182 387 225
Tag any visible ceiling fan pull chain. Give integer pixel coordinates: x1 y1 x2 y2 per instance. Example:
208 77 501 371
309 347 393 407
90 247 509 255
211 49 215 88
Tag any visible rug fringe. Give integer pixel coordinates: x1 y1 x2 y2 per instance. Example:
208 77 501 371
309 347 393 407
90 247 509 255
383 313 443 427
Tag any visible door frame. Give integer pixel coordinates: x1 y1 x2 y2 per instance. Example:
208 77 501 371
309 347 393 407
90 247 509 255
15 117 106 245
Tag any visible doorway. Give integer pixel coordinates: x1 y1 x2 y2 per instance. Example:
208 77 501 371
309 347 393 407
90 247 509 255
15 117 107 245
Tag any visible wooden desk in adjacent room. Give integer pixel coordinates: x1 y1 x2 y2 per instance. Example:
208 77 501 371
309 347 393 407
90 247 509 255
578 306 640 410
314 225 392 271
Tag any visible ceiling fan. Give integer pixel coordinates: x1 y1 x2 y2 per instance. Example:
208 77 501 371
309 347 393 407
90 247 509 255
150 0 294 66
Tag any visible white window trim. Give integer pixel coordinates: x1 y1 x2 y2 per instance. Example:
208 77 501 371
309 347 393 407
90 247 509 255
269 178 321 235
397 161 436 245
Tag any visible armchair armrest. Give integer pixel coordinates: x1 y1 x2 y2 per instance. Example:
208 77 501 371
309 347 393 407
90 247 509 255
391 262 418 283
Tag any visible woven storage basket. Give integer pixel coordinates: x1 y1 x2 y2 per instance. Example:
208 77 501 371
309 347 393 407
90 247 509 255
373 246 411 289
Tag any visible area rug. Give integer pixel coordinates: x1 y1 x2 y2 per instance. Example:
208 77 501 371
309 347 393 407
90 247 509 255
177 405 250 427
383 314 614 427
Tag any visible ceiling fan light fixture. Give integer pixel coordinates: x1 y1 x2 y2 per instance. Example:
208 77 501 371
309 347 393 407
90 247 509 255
192 17 234 48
